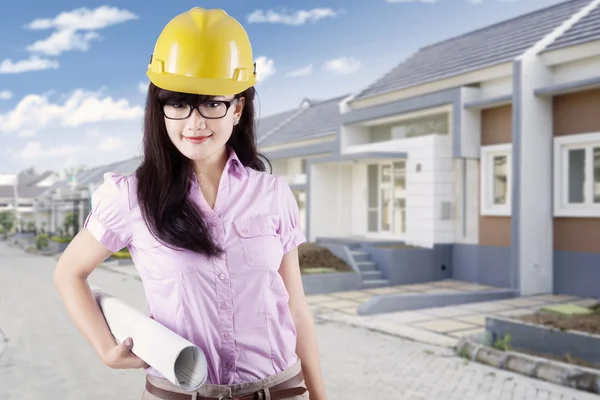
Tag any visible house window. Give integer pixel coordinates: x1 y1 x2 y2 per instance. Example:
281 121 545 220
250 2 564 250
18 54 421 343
367 112 449 144
480 143 512 216
554 132 600 217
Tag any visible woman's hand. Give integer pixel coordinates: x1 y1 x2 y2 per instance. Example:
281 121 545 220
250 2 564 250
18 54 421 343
102 337 149 369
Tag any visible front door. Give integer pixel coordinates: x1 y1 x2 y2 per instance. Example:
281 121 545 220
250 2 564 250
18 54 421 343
367 161 406 236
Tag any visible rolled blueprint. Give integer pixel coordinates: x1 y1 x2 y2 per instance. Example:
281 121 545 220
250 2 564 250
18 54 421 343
90 286 207 391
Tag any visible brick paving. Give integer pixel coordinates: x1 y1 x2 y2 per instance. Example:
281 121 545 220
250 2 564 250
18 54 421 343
0 242 596 399
307 281 592 348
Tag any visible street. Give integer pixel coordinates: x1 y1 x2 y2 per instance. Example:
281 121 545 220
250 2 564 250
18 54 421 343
0 242 596 400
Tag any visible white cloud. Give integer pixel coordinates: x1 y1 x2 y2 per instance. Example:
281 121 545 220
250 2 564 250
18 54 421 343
324 57 361 75
22 6 138 58
286 64 313 77
255 56 276 83
0 90 13 100
0 56 59 74
0 89 143 137
138 81 148 94
247 8 342 25
27 30 100 56
25 6 138 31
98 136 126 151
14 141 88 159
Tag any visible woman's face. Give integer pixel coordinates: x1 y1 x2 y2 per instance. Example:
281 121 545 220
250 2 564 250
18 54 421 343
163 95 245 163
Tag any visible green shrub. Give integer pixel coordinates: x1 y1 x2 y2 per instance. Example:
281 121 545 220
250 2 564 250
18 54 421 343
35 234 49 250
112 248 131 259
51 236 72 243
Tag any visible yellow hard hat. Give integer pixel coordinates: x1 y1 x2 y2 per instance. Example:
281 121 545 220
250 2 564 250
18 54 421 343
147 8 257 96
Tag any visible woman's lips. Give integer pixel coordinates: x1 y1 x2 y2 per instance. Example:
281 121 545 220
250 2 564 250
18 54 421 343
184 134 212 144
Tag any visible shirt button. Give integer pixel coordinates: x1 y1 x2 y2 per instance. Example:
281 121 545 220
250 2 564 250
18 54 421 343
220 303 228 310
223 332 231 340
242 229 248 234
225 362 233 370
219 273 225 280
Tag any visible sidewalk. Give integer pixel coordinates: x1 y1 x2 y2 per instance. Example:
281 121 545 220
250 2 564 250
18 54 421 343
309 283 593 348
98 263 595 349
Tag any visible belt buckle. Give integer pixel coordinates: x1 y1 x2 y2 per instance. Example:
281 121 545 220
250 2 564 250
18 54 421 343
218 396 233 400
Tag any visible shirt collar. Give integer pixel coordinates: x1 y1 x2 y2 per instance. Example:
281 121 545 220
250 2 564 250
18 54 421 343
225 146 248 177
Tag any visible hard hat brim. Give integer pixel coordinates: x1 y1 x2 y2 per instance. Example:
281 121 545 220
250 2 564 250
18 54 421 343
147 71 256 96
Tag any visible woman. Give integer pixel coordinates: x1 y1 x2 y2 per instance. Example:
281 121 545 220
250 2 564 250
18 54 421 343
53 7 327 400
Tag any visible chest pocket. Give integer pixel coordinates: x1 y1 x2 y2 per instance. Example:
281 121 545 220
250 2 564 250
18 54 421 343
130 224 196 278
234 215 284 268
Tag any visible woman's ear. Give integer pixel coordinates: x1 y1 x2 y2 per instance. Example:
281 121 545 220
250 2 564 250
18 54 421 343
234 96 245 120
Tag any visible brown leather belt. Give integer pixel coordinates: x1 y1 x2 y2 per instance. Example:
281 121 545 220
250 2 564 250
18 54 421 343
145 372 307 400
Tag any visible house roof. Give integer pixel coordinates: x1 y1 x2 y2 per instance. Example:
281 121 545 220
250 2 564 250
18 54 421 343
17 170 55 186
258 94 348 147
0 186 15 199
256 108 301 143
37 156 142 198
76 156 141 187
351 0 592 102
0 185 47 199
544 3 600 51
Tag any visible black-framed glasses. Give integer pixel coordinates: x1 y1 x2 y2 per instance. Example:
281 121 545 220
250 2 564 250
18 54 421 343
162 99 237 120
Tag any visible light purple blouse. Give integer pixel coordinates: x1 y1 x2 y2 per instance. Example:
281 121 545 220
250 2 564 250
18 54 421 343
84 149 306 385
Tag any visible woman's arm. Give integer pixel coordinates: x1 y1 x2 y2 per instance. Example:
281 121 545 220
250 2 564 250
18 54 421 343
279 247 327 400
53 229 147 369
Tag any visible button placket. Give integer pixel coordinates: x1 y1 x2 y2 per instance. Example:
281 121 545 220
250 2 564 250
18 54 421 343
215 251 235 378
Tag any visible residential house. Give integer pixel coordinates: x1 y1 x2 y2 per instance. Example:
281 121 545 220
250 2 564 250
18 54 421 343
304 0 600 298
34 157 141 235
257 96 348 233
0 169 60 232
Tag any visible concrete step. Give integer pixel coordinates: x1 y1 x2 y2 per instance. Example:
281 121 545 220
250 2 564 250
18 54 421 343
362 279 390 289
350 251 370 262
361 270 384 280
355 261 377 271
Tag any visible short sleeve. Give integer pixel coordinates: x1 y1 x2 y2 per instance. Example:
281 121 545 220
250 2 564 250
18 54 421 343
275 176 306 253
83 173 133 253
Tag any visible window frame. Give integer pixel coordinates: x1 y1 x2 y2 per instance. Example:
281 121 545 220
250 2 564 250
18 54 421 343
553 132 600 218
480 143 512 217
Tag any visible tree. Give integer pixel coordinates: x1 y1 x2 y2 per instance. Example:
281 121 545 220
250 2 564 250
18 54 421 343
0 211 16 233
63 212 78 237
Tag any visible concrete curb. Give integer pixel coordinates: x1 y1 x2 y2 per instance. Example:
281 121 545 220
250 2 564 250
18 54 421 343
357 289 517 315
486 315 600 365
455 337 600 394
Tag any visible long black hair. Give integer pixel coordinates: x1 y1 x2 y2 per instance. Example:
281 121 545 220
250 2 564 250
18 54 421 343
135 82 270 257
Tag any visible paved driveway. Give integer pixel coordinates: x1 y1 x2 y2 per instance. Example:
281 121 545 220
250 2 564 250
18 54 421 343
0 242 595 400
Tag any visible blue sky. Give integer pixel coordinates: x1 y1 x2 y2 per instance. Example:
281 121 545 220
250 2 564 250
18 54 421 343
0 0 564 175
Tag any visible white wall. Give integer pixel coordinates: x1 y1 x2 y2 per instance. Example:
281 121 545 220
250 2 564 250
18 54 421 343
308 163 352 241
350 163 367 237
515 55 554 295
460 88 482 158
453 158 479 244
480 76 513 98
341 134 453 247
551 54 600 86
270 159 288 176
340 124 369 149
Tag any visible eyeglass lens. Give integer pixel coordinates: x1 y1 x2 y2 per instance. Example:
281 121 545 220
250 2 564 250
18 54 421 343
163 101 229 119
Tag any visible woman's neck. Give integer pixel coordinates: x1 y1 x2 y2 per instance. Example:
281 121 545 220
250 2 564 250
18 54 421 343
192 147 229 207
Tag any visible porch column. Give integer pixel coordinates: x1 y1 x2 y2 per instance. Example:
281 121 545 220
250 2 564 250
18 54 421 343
511 56 554 295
